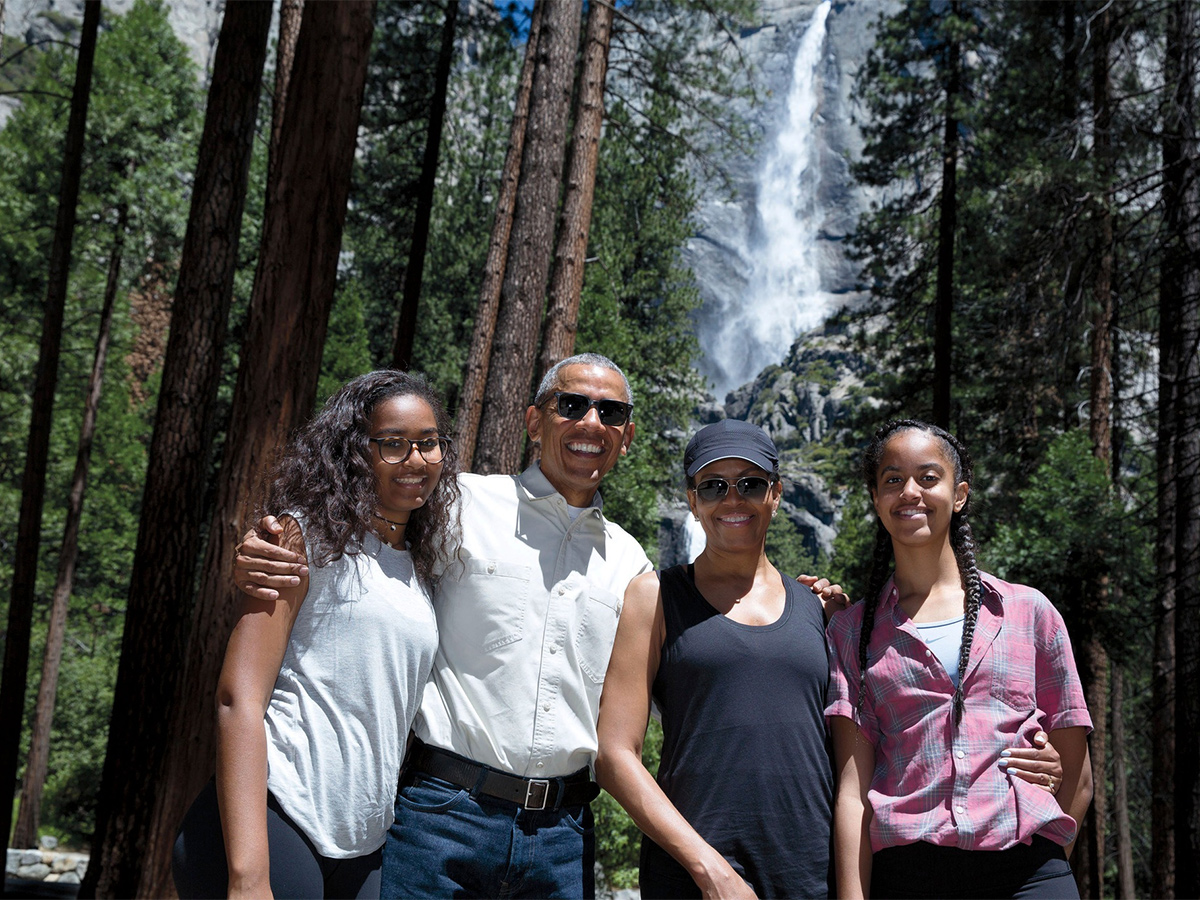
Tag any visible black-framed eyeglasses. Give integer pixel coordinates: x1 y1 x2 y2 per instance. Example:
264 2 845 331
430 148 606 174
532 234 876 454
369 436 451 465
547 391 633 427
693 475 775 503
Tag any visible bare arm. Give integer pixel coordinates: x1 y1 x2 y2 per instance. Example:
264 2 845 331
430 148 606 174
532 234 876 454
831 715 874 900
595 573 756 899
217 517 308 899
1047 726 1092 859
233 515 308 601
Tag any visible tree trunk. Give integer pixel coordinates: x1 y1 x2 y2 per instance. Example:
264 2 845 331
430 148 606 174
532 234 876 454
78 4 273 895
393 0 460 370
536 0 613 375
1173 27 1200 884
11 203 126 851
931 1 960 430
1076 9 1113 897
1163 2 1200 895
1154 3 1196 895
1111 664 1135 898
269 0 304 195
458 0 544 471
473 0 581 475
0 0 99 849
138 6 375 896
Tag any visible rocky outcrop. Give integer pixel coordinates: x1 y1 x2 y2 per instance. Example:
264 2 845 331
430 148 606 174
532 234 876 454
659 324 877 568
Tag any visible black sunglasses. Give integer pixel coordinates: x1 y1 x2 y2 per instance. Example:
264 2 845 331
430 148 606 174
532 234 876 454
548 391 633 427
693 475 774 503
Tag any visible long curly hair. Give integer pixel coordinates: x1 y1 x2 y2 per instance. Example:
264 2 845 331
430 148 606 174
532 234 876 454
855 419 982 727
257 370 462 587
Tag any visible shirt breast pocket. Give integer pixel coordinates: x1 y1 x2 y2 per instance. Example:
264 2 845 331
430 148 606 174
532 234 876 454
574 587 622 684
461 557 532 652
986 636 1037 713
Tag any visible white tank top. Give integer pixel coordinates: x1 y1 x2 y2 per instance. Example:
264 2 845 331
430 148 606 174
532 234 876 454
265 524 437 857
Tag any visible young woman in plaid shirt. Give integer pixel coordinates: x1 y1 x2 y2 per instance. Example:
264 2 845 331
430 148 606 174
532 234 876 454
827 420 1093 899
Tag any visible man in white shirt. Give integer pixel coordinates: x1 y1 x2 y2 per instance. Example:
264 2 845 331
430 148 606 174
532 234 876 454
236 353 652 898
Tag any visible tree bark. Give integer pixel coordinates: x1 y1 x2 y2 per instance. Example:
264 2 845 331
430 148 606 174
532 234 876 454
137 5 375 896
269 0 304 196
1076 9 1113 896
458 0 543 471
11 203 126 851
932 1 960 431
393 0 460 370
0 0 99 850
78 4 273 894
473 0 581 475
1111 664 1135 899
1153 4 1196 896
536 0 613 374
1164 5 1200 896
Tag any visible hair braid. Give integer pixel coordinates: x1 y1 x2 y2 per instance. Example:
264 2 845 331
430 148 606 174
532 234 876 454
856 521 895 720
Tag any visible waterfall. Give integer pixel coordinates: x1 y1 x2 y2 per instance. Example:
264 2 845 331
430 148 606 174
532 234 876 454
684 515 707 562
699 1 835 399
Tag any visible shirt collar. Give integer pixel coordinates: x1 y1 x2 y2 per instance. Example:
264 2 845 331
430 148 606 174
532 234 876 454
880 571 1006 622
516 461 605 513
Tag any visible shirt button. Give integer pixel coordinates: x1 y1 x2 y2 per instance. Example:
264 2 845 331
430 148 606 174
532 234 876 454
956 750 965 759
543 703 551 712
955 805 964 814
487 563 496 574
536 762 544 769
557 586 566 595
925 649 932 657
549 645 557 654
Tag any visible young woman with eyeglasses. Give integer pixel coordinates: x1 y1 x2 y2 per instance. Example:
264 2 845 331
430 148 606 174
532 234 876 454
826 420 1093 899
173 370 461 899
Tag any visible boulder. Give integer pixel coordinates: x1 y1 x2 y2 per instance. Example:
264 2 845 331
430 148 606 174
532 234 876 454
16 863 51 880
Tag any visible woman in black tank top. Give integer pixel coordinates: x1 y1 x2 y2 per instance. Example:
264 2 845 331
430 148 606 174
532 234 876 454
595 419 835 898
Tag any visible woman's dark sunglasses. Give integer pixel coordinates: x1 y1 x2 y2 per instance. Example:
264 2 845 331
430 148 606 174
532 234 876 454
550 391 633 426
693 475 774 503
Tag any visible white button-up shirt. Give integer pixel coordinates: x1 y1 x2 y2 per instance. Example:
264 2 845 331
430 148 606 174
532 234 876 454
414 464 653 777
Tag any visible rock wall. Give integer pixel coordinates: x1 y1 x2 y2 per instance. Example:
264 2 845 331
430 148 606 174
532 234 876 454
6 842 88 888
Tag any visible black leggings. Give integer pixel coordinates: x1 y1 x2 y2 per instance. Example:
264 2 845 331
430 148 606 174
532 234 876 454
172 779 382 899
871 836 1078 899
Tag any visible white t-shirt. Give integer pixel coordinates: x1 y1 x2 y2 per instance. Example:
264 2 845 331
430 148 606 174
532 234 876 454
265 527 437 857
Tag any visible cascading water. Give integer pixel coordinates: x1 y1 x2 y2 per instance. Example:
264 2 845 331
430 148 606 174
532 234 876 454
697 1 836 400
684 515 707 562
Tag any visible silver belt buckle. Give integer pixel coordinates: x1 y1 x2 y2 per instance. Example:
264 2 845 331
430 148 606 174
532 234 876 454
524 779 551 810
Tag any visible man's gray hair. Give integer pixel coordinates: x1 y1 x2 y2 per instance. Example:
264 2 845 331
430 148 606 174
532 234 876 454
532 353 633 408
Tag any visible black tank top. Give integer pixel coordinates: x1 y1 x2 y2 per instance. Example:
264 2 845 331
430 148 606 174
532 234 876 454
640 564 833 898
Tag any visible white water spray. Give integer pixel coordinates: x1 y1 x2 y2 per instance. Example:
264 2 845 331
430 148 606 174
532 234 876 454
702 1 834 398
684 515 707 562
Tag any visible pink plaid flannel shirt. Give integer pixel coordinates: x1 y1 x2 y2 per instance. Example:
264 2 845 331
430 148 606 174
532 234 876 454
826 572 1092 852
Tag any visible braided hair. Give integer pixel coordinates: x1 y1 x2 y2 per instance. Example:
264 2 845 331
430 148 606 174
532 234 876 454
856 419 983 726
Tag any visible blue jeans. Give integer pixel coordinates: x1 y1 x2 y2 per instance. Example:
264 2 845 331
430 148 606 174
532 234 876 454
380 773 595 899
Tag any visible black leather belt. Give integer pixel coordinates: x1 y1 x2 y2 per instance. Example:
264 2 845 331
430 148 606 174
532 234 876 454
403 740 600 811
